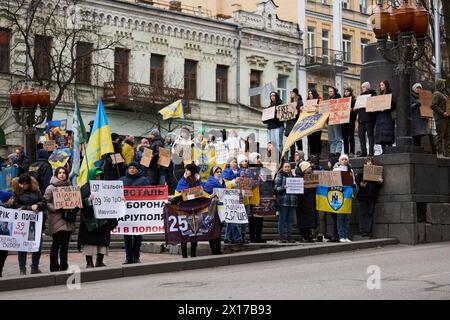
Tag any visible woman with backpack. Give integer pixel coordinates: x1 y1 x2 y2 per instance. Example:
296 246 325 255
44 167 77 272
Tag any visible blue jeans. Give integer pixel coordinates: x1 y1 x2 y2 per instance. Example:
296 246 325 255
268 127 284 160
278 206 296 237
337 214 351 239
124 235 142 261
240 204 250 241
328 124 343 154
225 223 242 242
18 237 43 271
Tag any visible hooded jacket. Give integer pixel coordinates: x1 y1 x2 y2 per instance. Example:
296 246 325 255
44 176 76 235
121 139 135 165
28 149 53 194
204 175 226 195
119 166 150 187
411 90 428 137
431 79 448 120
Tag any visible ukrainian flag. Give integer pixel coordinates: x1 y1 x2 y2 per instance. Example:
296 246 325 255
158 99 185 120
76 99 114 186
316 185 353 214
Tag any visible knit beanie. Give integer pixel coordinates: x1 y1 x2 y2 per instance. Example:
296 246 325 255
299 161 311 173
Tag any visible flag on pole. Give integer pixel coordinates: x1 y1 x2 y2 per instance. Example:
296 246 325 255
76 99 114 186
158 99 185 120
70 98 87 185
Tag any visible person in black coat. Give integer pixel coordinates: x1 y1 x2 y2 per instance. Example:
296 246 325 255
28 149 53 194
356 157 383 238
12 146 30 175
101 133 126 180
375 80 396 153
263 91 285 161
119 162 150 264
286 88 304 161
357 82 377 156
306 89 322 157
10 174 47 275
342 87 357 157
410 83 428 147
147 129 165 185
78 167 118 268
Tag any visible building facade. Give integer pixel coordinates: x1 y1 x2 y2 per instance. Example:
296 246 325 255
0 0 302 157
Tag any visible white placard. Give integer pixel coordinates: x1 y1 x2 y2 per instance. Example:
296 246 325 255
286 177 304 194
215 143 229 165
90 180 126 219
214 188 248 224
354 94 370 110
0 207 43 252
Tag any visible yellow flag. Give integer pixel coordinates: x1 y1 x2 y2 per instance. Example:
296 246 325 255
282 111 329 158
158 99 185 120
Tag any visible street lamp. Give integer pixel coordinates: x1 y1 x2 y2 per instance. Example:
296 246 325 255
370 0 429 152
9 83 50 163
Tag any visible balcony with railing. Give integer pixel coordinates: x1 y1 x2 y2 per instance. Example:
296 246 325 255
304 47 349 73
102 81 189 113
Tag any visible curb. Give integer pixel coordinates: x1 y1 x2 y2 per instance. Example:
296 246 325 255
0 238 399 292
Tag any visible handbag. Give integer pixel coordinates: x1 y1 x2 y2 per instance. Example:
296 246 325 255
83 213 109 232
62 209 77 223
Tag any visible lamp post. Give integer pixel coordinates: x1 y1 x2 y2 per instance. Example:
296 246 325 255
370 0 429 153
9 83 50 163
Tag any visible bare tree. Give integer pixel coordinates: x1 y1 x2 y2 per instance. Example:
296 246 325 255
0 0 125 120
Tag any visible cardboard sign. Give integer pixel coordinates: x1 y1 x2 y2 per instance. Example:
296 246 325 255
317 171 342 187
53 186 83 209
341 171 354 186
181 186 205 201
354 94 370 110
174 142 192 164
140 148 153 167
251 198 277 217
110 153 124 164
418 90 433 118
276 103 298 121
286 177 304 194
261 106 276 122
363 165 383 182
238 177 254 196
304 99 319 113
90 180 126 219
328 97 352 125
318 99 333 113
157 147 171 167
304 173 319 189
366 94 392 112
43 140 56 152
214 189 248 224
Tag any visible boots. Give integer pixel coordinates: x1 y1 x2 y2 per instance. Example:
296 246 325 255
287 235 295 243
95 253 106 267
181 243 188 258
191 242 197 258
85 256 94 268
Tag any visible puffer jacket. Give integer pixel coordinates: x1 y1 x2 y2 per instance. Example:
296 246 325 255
44 176 76 236
431 79 448 121
119 168 150 187
274 171 298 207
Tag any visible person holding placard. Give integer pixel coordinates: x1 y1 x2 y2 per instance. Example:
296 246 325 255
431 79 450 157
148 129 165 185
78 167 118 268
263 91 284 161
326 155 340 242
100 133 126 181
0 192 14 278
355 157 383 239
327 87 343 157
248 153 266 243
285 88 304 162
374 81 396 153
10 174 47 275
357 82 377 157
44 167 77 272
121 135 135 165
342 87 357 157
222 157 243 244
295 161 318 242
306 89 322 157
410 84 428 147
274 161 297 243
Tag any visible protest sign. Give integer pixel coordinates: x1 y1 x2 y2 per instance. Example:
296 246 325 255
48 148 71 170
164 198 220 245
258 180 274 198
328 97 351 125
238 177 254 196
0 207 43 252
341 171 354 186
286 177 304 194
418 90 433 118
276 103 298 121
317 171 342 186
261 106 276 122
363 165 383 182
53 186 83 209
215 143 229 165
110 153 124 164
354 94 370 110
366 94 392 112
90 180 126 219
43 140 56 152
304 99 319 113
252 198 277 217
157 147 171 167
140 148 153 167
181 185 205 201
215 189 248 224
304 173 319 189
0 166 18 191
318 99 333 113
112 186 168 235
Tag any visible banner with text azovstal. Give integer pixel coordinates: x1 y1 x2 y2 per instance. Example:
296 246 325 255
112 186 168 235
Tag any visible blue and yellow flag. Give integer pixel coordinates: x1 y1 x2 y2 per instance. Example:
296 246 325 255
76 99 114 186
316 185 353 214
282 111 329 158
158 99 185 120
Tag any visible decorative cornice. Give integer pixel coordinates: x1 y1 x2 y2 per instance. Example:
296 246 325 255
246 55 268 69
274 60 295 73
